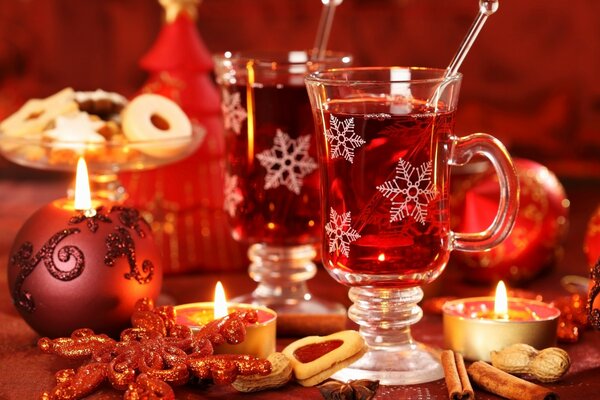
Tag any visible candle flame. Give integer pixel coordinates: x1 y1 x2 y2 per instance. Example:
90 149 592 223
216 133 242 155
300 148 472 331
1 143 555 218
74 157 92 211
213 281 228 319
494 280 508 318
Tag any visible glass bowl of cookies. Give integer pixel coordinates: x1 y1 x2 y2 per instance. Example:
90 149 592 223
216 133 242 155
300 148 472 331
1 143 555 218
0 88 205 201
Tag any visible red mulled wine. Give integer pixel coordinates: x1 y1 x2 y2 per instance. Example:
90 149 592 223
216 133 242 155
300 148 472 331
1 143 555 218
317 99 456 287
223 83 320 246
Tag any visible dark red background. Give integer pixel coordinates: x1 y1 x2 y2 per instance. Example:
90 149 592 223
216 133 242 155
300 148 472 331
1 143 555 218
2 3 600 396
1 0 599 177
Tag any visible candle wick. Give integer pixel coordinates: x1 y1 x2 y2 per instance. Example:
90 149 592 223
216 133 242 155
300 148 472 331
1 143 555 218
495 312 509 320
82 208 97 218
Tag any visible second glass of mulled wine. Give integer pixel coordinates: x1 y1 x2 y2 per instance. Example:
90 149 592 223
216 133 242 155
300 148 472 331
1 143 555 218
214 50 352 319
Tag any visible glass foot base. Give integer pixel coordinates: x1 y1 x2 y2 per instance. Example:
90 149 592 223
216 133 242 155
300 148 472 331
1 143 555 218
231 293 347 336
231 292 346 316
236 243 346 317
331 341 443 385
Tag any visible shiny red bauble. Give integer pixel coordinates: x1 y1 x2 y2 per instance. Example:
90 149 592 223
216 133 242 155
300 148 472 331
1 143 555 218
451 158 569 285
7 202 162 337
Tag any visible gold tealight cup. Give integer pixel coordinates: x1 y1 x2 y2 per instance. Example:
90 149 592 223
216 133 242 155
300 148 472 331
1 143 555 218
174 282 276 359
175 301 276 359
442 294 560 361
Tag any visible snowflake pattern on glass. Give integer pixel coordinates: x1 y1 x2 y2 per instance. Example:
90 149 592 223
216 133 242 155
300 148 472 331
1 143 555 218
223 172 243 218
376 159 437 224
325 208 361 257
256 129 317 195
221 90 247 134
326 115 366 164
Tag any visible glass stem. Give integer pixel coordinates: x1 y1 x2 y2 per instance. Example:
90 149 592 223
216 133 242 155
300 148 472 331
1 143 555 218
348 286 423 348
247 243 317 303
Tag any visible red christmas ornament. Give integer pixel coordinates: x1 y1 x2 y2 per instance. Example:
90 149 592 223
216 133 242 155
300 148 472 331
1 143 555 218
7 203 162 337
450 158 569 285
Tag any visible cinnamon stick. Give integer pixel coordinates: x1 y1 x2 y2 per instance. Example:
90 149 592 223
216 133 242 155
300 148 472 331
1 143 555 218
467 361 559 400
441 350 474 400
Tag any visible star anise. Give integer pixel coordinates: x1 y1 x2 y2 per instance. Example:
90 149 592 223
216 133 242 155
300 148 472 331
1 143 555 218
318 379 380 400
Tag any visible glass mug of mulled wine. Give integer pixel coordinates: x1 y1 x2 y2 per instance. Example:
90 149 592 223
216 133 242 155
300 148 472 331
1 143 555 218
214 51 352 317
305 67 519 384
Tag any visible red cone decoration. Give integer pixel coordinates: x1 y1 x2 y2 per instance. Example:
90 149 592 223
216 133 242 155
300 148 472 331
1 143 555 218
120 2 246 274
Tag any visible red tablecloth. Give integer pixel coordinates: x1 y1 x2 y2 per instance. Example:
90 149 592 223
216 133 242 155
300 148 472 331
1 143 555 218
1 174 599 399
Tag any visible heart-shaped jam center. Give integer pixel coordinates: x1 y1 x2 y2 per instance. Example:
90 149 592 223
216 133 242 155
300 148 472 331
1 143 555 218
293 339 344 363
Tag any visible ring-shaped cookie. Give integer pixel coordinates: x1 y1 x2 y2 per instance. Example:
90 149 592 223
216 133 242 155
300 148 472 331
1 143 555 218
122 94 192 158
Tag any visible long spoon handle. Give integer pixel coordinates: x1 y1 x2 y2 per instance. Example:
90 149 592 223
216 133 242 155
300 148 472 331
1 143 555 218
445 0 499 78
312 0 343 61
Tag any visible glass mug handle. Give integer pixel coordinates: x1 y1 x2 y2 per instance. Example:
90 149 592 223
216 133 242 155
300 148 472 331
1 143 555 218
449 133 519 252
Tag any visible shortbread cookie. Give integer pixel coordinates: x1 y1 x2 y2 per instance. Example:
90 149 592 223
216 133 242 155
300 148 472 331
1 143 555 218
0 88 77 138
121 93 192 158
282 330 366 387
43 112 106 150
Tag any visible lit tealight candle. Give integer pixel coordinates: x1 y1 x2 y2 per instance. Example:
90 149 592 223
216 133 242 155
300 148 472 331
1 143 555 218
174 282 277 359
442 281 560 361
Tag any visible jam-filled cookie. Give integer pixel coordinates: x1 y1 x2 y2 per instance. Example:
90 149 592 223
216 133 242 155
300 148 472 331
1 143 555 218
282 330 367 387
